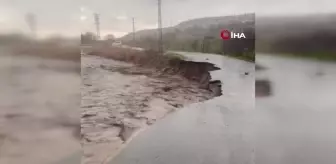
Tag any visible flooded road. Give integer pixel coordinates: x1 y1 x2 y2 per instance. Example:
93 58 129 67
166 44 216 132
110 53 336 164
0 53 80 164
3 49 334 164
81 54 214 164
256 54 336 109
110 53 255 164
255 54 336 164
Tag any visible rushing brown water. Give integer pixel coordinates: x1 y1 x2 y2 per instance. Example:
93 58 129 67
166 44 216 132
81 54 215 164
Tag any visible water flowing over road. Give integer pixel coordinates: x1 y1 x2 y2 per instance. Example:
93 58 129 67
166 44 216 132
110 53 336 164
255 54 336 164
81 54 214 164
110 52 255 164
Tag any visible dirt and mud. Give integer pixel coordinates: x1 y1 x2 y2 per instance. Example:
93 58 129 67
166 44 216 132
81 54 221 164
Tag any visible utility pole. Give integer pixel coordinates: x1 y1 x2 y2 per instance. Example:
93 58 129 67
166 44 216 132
158 0 163 55
132 17 135 42
94 13 100 40
25 13 37 38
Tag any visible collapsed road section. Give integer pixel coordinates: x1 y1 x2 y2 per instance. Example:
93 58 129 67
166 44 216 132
109 51 255 164
81 51 223 164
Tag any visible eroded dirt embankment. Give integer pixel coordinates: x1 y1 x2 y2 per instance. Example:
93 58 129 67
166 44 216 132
81 50 222 164
89 47 222 96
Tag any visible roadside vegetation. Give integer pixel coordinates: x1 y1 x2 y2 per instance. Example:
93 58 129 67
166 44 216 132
258 52 336 62
257 33 336 62
119 14 255 62
124 37 255 62
89 46 220 89
256 13 336 62
164 52 186 60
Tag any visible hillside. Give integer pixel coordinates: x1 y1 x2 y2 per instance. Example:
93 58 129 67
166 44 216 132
120 13 255 61
120 14 255 42
120 13 336 61
256 13 336 61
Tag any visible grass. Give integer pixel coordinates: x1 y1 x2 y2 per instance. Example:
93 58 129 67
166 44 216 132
89 47 180 70
168 48 255 62
88 47 219 85
259 51 336 62
166 50 255 63
164 52 187 60
282 52 336 62
226 51 255 62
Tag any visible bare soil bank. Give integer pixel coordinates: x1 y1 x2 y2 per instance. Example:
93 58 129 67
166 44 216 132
81 53 221 164
89 47 222 96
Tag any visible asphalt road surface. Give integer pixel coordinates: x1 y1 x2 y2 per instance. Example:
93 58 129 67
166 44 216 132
109 52 255 164
110 53 336 164
255 54 336 164
49 52 336 164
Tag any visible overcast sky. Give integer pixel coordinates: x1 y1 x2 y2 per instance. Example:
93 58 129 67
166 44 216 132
0 0 335 38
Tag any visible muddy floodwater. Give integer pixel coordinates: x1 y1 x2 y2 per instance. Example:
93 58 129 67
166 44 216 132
108 52 255 164
0 53 80 164
109 52 336 164
81 54 214 164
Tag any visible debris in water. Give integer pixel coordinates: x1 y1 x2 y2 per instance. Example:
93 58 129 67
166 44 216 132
255 79 272 97
162 86 172 92
118 124 139 142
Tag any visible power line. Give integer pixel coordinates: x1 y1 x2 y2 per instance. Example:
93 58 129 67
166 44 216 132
132 17 135 41
94 13 100 39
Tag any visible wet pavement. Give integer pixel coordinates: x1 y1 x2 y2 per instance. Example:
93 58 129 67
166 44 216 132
81 54 214 164
255 54 336 164
109 52 255 164
110 53 336 164
3 49 335 164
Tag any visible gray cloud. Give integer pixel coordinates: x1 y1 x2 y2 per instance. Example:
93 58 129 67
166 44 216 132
0 0 335 37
